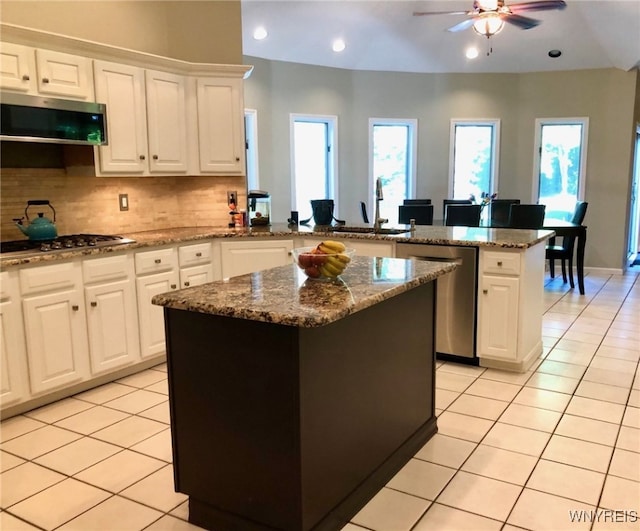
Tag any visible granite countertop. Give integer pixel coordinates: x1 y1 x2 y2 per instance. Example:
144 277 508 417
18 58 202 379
152 256 456 328
0 223 554 268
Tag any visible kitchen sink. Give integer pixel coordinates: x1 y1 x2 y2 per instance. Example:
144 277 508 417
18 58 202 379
331 226 412 235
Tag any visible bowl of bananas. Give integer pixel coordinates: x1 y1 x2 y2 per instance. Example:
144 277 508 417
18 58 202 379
292 240 355 281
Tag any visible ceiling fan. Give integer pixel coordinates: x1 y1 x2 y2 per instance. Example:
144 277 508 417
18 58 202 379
413 0 567 37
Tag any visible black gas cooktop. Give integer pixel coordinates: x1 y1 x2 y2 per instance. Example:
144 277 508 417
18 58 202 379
0 234 136 255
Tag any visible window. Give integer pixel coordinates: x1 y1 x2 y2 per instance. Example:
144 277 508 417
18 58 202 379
369 119 417 223
534 118 588 221
244 109 259 191
291 115 337 221
449 120 500 200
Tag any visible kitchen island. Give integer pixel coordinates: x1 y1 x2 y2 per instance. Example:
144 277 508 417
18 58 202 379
152 256 455 531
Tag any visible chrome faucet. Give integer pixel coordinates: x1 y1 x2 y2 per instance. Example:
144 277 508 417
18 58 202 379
373 178 389 232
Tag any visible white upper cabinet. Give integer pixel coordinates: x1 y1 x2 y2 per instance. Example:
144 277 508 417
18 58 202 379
196 77 246 175
94 62 189 176
145 70 188 173
0 43 93 99
93 60 148 174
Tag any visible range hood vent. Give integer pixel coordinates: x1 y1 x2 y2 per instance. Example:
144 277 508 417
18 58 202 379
0 92 108 146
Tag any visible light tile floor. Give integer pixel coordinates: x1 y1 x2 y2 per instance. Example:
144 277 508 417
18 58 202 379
1 271 639 531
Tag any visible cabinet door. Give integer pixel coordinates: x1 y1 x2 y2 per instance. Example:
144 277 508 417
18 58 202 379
136 270 178 359
180 264 214 288
196 77 245 174
22 290 89 394
85 278 140 375
478 275 519 361
35 49 92 100
145 69 188 173
0 272 29 407
94 60 148 174
220 240 293 278
0 42 36 93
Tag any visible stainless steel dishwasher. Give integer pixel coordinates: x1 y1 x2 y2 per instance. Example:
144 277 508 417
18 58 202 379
396 243 478 360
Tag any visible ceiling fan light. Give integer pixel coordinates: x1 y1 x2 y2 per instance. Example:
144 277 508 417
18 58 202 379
472 14 505 37
476 0 499 11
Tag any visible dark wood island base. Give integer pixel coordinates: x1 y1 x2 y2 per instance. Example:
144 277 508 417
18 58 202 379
163 282 437 531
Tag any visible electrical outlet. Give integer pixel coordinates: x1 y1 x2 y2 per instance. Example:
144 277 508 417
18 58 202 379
227 190 238 207
119 194 129 211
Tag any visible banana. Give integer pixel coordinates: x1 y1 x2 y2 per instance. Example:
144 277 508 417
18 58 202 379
325 254 346 272
322 260 343 277
335 252 351 264
319 240 346 253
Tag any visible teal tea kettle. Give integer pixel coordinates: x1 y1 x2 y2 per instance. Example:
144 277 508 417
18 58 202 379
14 200 58 241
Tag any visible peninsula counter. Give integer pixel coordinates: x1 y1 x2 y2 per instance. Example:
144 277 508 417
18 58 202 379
152 256 455 531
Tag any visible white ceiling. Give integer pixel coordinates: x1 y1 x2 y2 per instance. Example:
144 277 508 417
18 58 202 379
241 0 640 74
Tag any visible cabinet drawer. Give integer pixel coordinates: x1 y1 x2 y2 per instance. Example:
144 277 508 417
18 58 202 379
135 248 177 275
482 251 521 276
178 242 212 267
83 254 130 283
19 262 79 295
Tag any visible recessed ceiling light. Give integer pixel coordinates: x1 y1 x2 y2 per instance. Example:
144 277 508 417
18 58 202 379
548 49 562 58
466 47 479 59
332 39 346 53
253 27 268 40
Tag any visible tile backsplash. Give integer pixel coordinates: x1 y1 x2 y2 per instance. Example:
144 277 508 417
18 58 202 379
1 168 246 241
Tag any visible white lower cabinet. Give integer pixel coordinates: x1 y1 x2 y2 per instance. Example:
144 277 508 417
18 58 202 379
135 248 179 359
178 242 214 288
19 262 90 395
0 271 29 407
220 239 293 278
478 275 519 360
83 254 140 375
476 244 545 372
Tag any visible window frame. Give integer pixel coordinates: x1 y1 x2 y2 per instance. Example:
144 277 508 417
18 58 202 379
368 118 418 216
532 117 589 204
244 108 259 191
448 119 501 199
289 113 339 215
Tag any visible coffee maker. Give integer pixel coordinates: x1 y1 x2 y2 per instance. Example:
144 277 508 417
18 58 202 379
248 190 271 227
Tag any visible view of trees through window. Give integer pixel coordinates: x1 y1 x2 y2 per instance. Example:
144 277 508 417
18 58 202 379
292 118 334 221
537 122 586 221
371 121 414 222
452 123 496 201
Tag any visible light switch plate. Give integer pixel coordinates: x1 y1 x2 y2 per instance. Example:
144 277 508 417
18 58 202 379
119 194 129 211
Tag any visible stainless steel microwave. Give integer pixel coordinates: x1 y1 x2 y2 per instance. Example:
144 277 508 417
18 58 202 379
0 92 108 146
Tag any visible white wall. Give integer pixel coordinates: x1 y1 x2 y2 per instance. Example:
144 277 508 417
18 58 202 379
243 57 638 270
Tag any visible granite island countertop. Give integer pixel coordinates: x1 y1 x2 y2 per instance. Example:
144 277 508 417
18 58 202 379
0 223 554 268
152 256 456 328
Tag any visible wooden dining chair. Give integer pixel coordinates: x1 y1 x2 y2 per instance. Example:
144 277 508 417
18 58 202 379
444 204 482 227
546 201 588 288
398 204 434 225
507 204 546 229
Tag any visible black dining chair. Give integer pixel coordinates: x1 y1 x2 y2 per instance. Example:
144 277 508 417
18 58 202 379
443 199 473 220
398 204 434 225
507 204 546 229
444 204 482 227
490 199 521 227
403 199 432 205
546 201 588 288
359 201 370 224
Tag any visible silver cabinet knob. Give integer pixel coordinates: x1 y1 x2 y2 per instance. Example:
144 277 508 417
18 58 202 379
90 301 97 307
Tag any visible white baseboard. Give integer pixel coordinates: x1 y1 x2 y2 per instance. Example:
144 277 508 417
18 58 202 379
584 266 626 275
